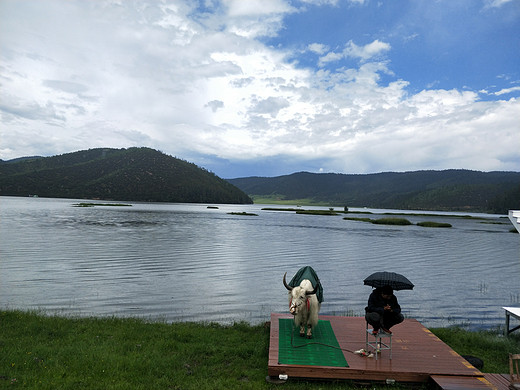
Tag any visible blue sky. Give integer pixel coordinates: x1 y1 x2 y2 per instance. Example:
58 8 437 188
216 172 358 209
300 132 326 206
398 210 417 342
273 1 519 96
1 0 519 178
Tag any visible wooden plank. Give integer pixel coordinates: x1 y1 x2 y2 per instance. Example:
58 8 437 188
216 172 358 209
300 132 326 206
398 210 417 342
431 374 511 390
268 313 484 383
483 373 512 390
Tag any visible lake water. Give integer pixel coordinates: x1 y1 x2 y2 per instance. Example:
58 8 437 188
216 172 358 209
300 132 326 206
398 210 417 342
1 196 519 330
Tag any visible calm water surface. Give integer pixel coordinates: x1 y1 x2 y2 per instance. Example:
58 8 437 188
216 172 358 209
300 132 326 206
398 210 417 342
1 196 519 330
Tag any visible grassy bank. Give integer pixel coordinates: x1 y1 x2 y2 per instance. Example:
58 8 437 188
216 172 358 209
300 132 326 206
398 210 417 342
429 327 519 373
251 196 331 207
1 310 271 390
1 310 518 389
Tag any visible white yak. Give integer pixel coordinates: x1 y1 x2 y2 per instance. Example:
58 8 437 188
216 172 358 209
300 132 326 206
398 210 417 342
283 272 320 338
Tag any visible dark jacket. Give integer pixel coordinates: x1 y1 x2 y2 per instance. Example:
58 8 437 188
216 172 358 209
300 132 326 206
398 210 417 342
365 288 401 316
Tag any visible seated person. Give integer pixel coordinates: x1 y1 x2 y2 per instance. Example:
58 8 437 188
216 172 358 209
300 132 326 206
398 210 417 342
365 285 404 334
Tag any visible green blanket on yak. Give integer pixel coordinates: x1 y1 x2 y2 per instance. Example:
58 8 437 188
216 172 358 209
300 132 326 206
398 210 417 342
288 266 324 303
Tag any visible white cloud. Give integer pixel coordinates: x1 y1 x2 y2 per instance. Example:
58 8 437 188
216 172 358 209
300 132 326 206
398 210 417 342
224 0 293 16
344 40 391 61
494 86 520 95
483 0 515 8
317 39 391 66
318 51 344 66
0 0 518 176
205 100 224 112
298 0 366 4
307 43 329 55
251 96 290 117
222 0 296 38
42 80 89 95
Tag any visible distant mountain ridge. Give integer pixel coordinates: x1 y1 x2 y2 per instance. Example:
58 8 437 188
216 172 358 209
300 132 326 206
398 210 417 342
227 170 520 214
2 148 518 212
0 147 252 204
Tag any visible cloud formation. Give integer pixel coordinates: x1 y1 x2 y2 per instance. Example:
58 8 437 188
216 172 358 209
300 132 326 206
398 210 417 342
0 0 518 178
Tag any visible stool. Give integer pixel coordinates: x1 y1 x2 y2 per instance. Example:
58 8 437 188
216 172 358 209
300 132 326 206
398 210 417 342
365 323 392 360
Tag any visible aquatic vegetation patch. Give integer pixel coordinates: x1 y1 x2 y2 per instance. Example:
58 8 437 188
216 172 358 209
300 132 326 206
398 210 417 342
372 217 412 225
417 221 452 228
73 202 132 207
343 217 373 223
346 216 452 228
296 210 338 216
261 207 302 212
382 212 486 220
262 207 340 215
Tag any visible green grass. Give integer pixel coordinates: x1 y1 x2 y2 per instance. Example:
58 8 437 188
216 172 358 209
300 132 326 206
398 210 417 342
2 310 518 389
430 327 520 373
1 311 269 390
251 195 331 207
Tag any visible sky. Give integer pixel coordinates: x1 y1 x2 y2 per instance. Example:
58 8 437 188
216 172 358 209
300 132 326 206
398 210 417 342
1 0 519 178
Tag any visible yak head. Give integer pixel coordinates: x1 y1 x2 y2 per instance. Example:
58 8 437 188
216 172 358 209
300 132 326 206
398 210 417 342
283 272 318 315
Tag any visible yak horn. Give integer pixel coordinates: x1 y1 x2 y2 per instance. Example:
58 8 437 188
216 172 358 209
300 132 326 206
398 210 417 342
306 282 319 296
283 272 293 291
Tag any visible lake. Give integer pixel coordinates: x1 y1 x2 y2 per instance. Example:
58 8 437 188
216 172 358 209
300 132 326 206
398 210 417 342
1 196 519 330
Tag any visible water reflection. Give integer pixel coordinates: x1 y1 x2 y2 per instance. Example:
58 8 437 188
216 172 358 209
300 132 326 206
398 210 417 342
1 196 519 330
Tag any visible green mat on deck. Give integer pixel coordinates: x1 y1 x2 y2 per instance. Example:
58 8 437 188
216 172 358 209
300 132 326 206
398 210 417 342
278 319 348 367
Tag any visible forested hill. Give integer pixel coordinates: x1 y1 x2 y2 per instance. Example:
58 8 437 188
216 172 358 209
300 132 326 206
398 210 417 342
227 170 520 214
0 147 252 204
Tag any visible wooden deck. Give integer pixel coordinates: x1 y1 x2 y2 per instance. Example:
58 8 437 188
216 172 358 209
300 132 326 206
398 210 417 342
268 313 509 388
430 373 511 389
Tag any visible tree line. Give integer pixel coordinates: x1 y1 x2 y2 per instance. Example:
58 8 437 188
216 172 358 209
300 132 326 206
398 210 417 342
227 170 520 214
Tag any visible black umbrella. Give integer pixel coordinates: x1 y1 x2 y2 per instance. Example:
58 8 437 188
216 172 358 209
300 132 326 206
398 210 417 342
363 271 414 291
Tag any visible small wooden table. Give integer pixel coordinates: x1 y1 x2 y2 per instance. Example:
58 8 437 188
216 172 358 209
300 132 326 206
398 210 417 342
503 307 520 336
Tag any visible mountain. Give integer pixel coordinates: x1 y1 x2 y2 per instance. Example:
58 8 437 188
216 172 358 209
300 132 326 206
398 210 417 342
0 147 252 204
0 156 43 164
227 170 520 213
